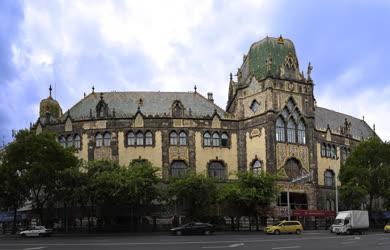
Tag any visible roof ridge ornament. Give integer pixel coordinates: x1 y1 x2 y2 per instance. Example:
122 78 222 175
49 84 52 98
277 35 284 44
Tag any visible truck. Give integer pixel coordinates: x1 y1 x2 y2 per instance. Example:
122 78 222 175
331 210 369 235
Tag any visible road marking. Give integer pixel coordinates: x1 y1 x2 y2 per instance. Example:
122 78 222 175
23 247 47 250
272 246 301 250
202 243 244 248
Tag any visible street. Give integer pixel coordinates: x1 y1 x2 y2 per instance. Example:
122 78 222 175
0 231 389 250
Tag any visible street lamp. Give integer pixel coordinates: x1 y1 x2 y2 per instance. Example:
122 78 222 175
287 170 313 221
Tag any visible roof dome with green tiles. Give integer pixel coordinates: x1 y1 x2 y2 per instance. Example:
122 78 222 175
246 36 300 81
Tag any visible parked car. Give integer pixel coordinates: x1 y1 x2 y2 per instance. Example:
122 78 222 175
19 226 52 237
264 221 303 235
170 222 213 235
384 223 390 233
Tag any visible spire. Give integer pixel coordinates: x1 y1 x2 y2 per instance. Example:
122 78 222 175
229 72 233 81
194 85 197 93
92 85 95 94
49 84 52 97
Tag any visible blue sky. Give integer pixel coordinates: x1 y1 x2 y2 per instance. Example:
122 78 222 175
1 0 390 145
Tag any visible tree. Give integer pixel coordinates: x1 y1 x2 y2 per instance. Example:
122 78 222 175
0 150 29 234
167 173 218 220
339 181 368 210
339 137 390 216
4 130 79 225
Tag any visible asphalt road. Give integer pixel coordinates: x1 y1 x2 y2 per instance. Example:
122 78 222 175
0 231 389 250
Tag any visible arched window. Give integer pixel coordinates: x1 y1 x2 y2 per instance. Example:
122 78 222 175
103 132 111 146
208 161 226 180
170 131 178 145
287 99 295 111
281 108 289 119
276 117 285 142
127 132 135 146
326 144 331 158
204 132 211 146
74 134 81 149
321 143 326 157
170 160 187 178
252 160 262 174
221 133 228 147
145 131 153 145
324 170 334 187
95 133 103 147
179 131 187 145
136 132 144 146
284 158 303 179
59 136 66 148
66 135 73 148
297 120 306 144
212 132 220 146
287 119 296 143
331 145 337 159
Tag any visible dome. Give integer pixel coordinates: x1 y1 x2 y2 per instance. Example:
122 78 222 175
245 36 301 81
39 86 62 118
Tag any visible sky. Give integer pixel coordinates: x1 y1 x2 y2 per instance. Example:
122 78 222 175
1 0 390 145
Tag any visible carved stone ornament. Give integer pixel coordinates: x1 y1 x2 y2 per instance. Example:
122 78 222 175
250 128 261 138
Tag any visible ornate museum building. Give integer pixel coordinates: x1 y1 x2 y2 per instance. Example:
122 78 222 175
34 36 375 216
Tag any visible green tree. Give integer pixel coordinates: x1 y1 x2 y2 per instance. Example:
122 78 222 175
339 181 368 210
4 130 79 225
339 137 390 215
167 173 218 220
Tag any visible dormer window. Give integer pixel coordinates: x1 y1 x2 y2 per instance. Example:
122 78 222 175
250 100 260 113
172 100 184 117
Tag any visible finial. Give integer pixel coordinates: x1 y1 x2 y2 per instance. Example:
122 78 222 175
230 73 233 81
307 62 313 80
49 84 52 97
277 35 284 44
373 124 376 131
362 115 365 121
92 85 95 93
100 92 104 100
84 92 86 98
194 85 197 93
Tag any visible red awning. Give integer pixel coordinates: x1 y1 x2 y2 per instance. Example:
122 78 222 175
292 209 336 217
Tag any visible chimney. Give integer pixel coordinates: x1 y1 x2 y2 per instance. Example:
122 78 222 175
207 92 214 103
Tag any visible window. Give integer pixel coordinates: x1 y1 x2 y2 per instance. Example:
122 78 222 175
276 117 285 142
208 161 226 180
66 135 73 148
59 136 66 148
136 132 144 146
331 145 337 159
326 144 331 158
287 99 295 111
250 100 259 113
170 131 178 145
103 132 111 146
170 160 187 178
212 133 220 146
221 133 228 147
127 132 135 146
297 120 306 144
204 132 211 146
281 108 289 119
321 143 326 157
179 131 187 145
287 119 296 143
172 101 183 117
74 134 81 149
95 133 103 147
284 158 302 179
145 131 153 145
324 170 334 187
252 160 262 174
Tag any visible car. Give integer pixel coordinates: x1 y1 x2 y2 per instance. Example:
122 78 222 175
19 226 52 237
170 222 213 236
385 223 390 233
264 220 303 235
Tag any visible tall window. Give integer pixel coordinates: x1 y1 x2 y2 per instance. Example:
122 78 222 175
204 132 211 146
276 117 285 142
208 161 226 180
59 136 66 148
324 170 334 187
66 135 73 148
127 132 135 146
179 131 187 145
103 132 111 146
145 131 153 145
95 133 103 147
321 143 326 157
221 133 228 147
212 133 220 146
297 120 306 144
74 134 81 149
326 144 331 158
170 160 187 178
170 131 178 145
331 145 337 159
136 132 144 146
252 160 262 174
287 119 296 143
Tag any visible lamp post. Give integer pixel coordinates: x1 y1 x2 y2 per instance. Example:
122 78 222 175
335 170 339 214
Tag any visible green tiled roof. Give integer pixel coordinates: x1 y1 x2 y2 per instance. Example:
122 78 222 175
65 91 228 120
247 36 299 80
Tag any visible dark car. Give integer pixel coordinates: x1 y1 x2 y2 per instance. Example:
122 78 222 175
170 222 213 235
